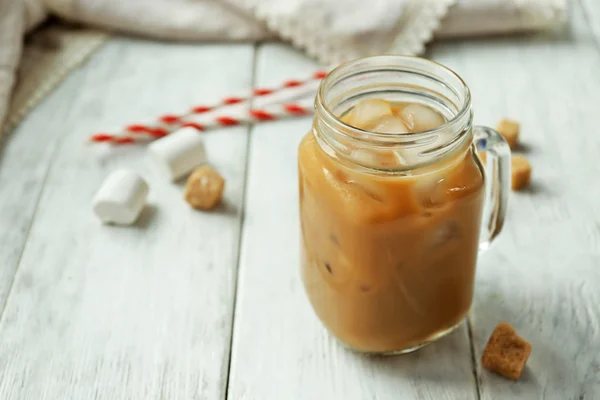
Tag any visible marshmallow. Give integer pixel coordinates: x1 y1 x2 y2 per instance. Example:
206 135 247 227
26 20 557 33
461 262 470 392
148 127 206 181
93 170 149 225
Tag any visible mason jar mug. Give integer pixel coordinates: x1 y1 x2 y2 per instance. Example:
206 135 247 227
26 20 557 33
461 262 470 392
298 56 510 354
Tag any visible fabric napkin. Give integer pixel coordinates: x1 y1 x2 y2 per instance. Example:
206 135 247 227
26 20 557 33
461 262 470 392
0 0 568 136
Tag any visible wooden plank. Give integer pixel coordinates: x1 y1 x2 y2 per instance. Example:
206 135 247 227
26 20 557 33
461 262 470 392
0 39 254 399
580 0 600 49
0 60 85 320
227 43 478 400
429 2 600 398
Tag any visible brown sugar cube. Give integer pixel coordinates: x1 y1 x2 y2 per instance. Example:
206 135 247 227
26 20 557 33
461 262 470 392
511 155 532 191
497 119 520 149
482 322 532 380
184 165 225 210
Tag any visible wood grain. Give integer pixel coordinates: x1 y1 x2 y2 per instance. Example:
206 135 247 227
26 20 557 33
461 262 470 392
430 1 600 398
226 43 478 400
0 73 81 319
0 39 254 400
2 3 600 399
580 0 600 47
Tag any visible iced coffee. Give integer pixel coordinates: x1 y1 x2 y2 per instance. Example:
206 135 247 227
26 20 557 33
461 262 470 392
298 98 485 353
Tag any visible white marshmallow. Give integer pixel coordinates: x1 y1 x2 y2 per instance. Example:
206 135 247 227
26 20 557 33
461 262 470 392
148 127 206 181
93 170 149 225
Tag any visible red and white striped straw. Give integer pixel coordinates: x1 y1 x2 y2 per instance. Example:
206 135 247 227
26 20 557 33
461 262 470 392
91 99 315 145
90 68 331 144
179 69 329 114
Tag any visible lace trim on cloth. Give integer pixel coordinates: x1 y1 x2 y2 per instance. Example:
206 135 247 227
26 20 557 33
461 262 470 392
223 0 568 64
222 0 458 64
388 1 457 57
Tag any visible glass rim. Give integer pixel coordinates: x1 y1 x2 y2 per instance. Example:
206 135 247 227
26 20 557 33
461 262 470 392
315 55 472 142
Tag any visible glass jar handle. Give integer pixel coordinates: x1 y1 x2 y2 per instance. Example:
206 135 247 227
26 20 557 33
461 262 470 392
474 125 511 252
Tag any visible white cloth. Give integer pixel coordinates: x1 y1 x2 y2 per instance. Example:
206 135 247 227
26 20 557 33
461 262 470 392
0 0 568 135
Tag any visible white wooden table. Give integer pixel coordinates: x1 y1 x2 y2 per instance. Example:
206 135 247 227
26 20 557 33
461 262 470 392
1 2 599 399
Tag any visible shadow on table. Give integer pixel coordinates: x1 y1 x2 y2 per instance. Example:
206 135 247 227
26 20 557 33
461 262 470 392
0 132 14 171
514 142 533 154
518 179 548 195
429 24 574 53
345 323 479 388
212 199 239 217
471 272 598 398
134 204 158 229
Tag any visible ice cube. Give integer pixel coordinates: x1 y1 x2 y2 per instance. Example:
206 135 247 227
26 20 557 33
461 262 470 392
393 146 428 168
392 150 408 165
344 99 393 130
400 104 445 132
323 164 390 224
351 147 421 170
378 150 405 167
370 115 409 134
428 221 460 249
353 148 405 170
413 172 447 208
351 149 379 167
